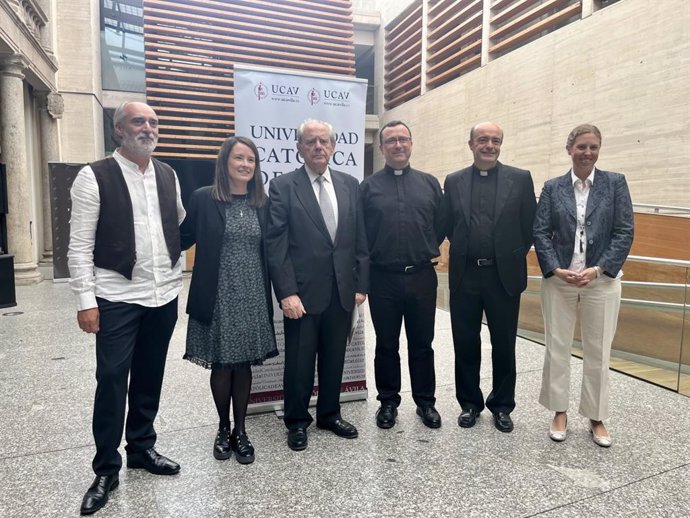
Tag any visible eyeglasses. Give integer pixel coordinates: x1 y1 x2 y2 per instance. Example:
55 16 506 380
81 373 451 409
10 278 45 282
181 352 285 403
383 137 412 146
302 137 332 147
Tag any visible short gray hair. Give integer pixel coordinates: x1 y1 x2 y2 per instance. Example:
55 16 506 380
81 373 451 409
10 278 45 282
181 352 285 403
297 119 335 143
112 102 133 129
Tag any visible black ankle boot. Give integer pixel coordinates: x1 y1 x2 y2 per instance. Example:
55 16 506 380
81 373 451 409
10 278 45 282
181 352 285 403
213 427 232 460
230 429 255 464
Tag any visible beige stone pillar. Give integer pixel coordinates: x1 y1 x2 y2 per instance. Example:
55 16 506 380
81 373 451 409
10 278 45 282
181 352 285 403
0 54 43 284
36 91 63 265
582 0 595 19
481 0 491 66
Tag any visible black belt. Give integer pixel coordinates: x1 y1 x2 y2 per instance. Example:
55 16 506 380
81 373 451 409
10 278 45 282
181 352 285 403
471 258 495 267
373 261 437 274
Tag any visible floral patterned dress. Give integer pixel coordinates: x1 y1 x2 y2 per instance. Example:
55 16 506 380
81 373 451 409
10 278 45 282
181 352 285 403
184 196 278 368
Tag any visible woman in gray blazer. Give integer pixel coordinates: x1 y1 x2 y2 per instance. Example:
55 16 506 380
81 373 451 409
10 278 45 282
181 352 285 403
533 124 633 447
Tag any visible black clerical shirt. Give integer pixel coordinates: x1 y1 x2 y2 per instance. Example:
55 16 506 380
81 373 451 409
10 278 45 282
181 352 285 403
467 164 498 259
360 164 444 268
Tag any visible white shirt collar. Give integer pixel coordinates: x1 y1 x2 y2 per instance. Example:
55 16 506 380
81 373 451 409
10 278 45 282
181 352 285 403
305 164 332 184
570 168 596 186
113 149 153 174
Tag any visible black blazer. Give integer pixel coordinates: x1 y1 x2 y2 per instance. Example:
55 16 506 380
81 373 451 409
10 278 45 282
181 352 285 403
441 162 537 297
180 186 274 326
265 166 369 314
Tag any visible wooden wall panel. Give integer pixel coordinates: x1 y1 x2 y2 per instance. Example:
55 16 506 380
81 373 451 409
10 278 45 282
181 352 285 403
383 0 422 110
489 0 581 58
426 0 482 89
630 213 690 262
144 0 355 159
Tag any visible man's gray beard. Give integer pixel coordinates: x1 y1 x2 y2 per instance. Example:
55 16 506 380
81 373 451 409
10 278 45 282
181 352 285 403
121 134 157 156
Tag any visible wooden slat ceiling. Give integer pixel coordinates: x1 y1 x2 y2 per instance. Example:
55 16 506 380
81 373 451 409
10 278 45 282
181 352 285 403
489 0 581 58
383 0 422 110
426 0 482 89
144 0 355 159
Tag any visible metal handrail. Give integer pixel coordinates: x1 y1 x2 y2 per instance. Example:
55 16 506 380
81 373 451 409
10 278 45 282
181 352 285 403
633 203 690 214
626 255 690 268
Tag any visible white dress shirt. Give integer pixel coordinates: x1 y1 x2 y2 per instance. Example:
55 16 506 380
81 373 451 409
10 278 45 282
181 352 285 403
567 168 594 273
305 165 339 229
68 150 186 310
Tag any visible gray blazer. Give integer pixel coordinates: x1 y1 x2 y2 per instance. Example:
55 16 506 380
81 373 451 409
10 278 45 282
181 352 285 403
533 169 634 278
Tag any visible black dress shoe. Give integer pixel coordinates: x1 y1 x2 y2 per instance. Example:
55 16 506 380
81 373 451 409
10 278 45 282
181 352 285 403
316 418 358 439
458 408 480 428
80 474 119 515
493 412 514 433
287 428 308 451
126 448 180 475
230 429 255 464
213 427 232 460
416 406 442 428
375 403 398 429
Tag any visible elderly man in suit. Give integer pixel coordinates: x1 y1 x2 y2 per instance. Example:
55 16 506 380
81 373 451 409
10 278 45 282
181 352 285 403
266 119 369 451
441 122 536 433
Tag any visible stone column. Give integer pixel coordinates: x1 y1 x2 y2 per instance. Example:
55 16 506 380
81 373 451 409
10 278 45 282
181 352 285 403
0 54 43 284
36 91 63 266
581 0 596 19
481 0 491 66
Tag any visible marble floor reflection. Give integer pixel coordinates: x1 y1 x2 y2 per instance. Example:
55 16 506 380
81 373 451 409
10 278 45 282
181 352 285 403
0 278 688 517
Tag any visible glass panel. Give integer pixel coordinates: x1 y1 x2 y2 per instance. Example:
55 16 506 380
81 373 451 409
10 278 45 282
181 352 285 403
100 0 145 92
678 268 690 396
518 256 690 395
100 27 145 92
603 262 685 391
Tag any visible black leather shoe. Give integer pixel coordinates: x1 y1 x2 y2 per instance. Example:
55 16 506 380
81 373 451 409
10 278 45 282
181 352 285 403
493 412 514 433
213 427 232 460
126 448 180 475
80 474 119 515
375 403 398 429
287 428 308 451
316 418 358 439
458 408 480 428
230 429 255 464
416 406 442 428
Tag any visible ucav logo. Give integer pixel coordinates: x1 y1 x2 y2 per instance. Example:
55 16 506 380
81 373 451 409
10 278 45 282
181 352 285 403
271 85 300 95
308 88 320 105
323 90 350 100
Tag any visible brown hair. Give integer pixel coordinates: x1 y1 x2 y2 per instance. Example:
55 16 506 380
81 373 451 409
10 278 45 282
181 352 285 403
211 136 267 207
566 124 602 148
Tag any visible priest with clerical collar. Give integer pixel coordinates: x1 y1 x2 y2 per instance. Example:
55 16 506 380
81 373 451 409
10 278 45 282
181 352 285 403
440 122 537 435
360 120 445 431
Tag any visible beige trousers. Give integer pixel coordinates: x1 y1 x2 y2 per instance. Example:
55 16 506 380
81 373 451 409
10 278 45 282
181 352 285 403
538 275 622 421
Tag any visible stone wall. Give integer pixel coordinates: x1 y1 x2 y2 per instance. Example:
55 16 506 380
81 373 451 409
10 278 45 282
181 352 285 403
376 0 690 208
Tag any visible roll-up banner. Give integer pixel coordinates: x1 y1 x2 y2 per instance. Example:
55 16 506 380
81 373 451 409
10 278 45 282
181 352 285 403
233 65 369 413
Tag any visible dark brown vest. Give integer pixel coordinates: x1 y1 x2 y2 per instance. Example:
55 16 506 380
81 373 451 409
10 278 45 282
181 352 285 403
90 157 181 280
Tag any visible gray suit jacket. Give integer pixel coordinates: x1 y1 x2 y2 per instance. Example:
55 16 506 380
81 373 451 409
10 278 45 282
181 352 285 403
533 169 634 278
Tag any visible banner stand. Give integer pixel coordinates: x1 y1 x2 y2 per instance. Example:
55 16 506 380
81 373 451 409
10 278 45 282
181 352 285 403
234 64 369 413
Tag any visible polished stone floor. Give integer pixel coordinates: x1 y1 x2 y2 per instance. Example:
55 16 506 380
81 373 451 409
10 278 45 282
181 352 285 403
1 278 689 517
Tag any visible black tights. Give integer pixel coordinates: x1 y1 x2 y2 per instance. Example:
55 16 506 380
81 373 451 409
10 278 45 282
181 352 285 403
209 366 253 433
